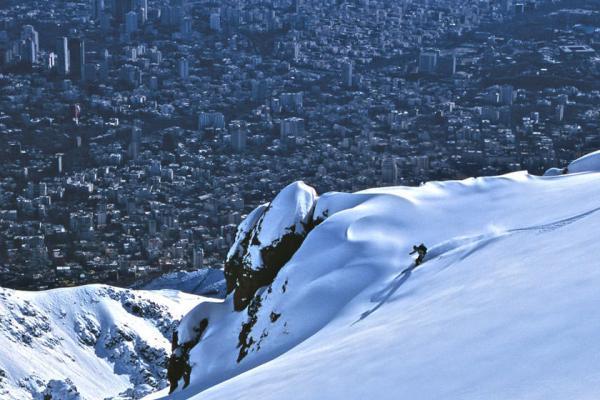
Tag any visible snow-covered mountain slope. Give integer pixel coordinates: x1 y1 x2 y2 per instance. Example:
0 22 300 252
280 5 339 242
139 269 226 298
156 152 600 400
0 285 213 400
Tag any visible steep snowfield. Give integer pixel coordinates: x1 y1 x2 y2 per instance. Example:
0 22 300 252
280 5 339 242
158 157 600 400
0 285 211 399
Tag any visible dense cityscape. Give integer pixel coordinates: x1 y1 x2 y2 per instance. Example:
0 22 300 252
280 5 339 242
0 0 598 290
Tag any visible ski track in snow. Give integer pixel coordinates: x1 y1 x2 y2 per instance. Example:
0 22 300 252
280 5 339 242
355 204 600 324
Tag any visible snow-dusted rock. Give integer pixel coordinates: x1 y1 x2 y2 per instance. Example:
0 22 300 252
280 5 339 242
225 181 318 311
35 379 82 400
224 203 268 294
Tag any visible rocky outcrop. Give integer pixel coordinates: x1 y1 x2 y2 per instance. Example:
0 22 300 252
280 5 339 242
225 181 318 311
167 182 320 394
167 319 208 393
35 379 82 400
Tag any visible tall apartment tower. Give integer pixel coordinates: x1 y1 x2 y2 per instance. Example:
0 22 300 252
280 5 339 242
56 37 70 76
68 37 85 81
381 157 398 185
342 60 353 87
92 0 105 20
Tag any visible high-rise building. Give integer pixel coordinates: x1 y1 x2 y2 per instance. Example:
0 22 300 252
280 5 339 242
20 25 39 61
129 123 142 160
210 12 221 31
180 17 192 39
21 38 36 65
198 112 225 129
115 0 135 23
119 64 142 87
280 117 305 141
68 37 85 81
55 153 64 175
251 79 269 102
342 60 353 87
419 50 439 74
229 120 247 152
280 92 303 112
192 247 204 269
381 157 398 185
501 85 514 106
555 104 565 122
160 6 172 26
178 57 189 80
139 0 148 23
437 54 456 76
96 203 108 228
55 37 69 76
125 10 138 34
92 0 105 20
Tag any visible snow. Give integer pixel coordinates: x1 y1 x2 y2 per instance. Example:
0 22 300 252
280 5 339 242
156 168 600 400
567 150 600 174
140 269 226 298
0 285 210 400
35 379 82 400
244 182 317 271
543 167 563 176
226 203 268 261
254 181 317 245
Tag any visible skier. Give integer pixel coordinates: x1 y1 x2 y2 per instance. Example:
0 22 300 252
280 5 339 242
409 243 428 266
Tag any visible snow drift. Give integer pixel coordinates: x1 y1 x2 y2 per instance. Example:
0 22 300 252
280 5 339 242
159 152 600 400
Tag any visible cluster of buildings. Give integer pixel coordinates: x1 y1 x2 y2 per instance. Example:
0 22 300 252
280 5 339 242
0 0 599 289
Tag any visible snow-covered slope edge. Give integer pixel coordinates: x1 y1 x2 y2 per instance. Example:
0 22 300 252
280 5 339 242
139 269 226 298
0 285 214 400
160 152 600 400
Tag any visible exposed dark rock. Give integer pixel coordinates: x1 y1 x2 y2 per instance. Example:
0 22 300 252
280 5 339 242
233 228 307 311
237 295 262 363
270 312 281 323
168 319 208 394
282 278 289 293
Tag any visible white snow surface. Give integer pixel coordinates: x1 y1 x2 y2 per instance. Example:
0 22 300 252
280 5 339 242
140 269 226 298
244 182 317 270
156 169 600 400
567 149 600 174
254 181 316 243
0 285 209 400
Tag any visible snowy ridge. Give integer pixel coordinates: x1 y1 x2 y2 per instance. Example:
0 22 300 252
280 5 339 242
156 151 600 400
0 285 211 400
140 269 226 298
567 149 600 174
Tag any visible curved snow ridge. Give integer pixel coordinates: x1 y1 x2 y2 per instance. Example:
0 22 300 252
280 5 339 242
567 150 600 174
0 284 206 400
252 181 317 256
544 149 600 176
161 167 600 400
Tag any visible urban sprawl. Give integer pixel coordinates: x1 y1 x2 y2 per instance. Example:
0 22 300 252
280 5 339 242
0 0 599 289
